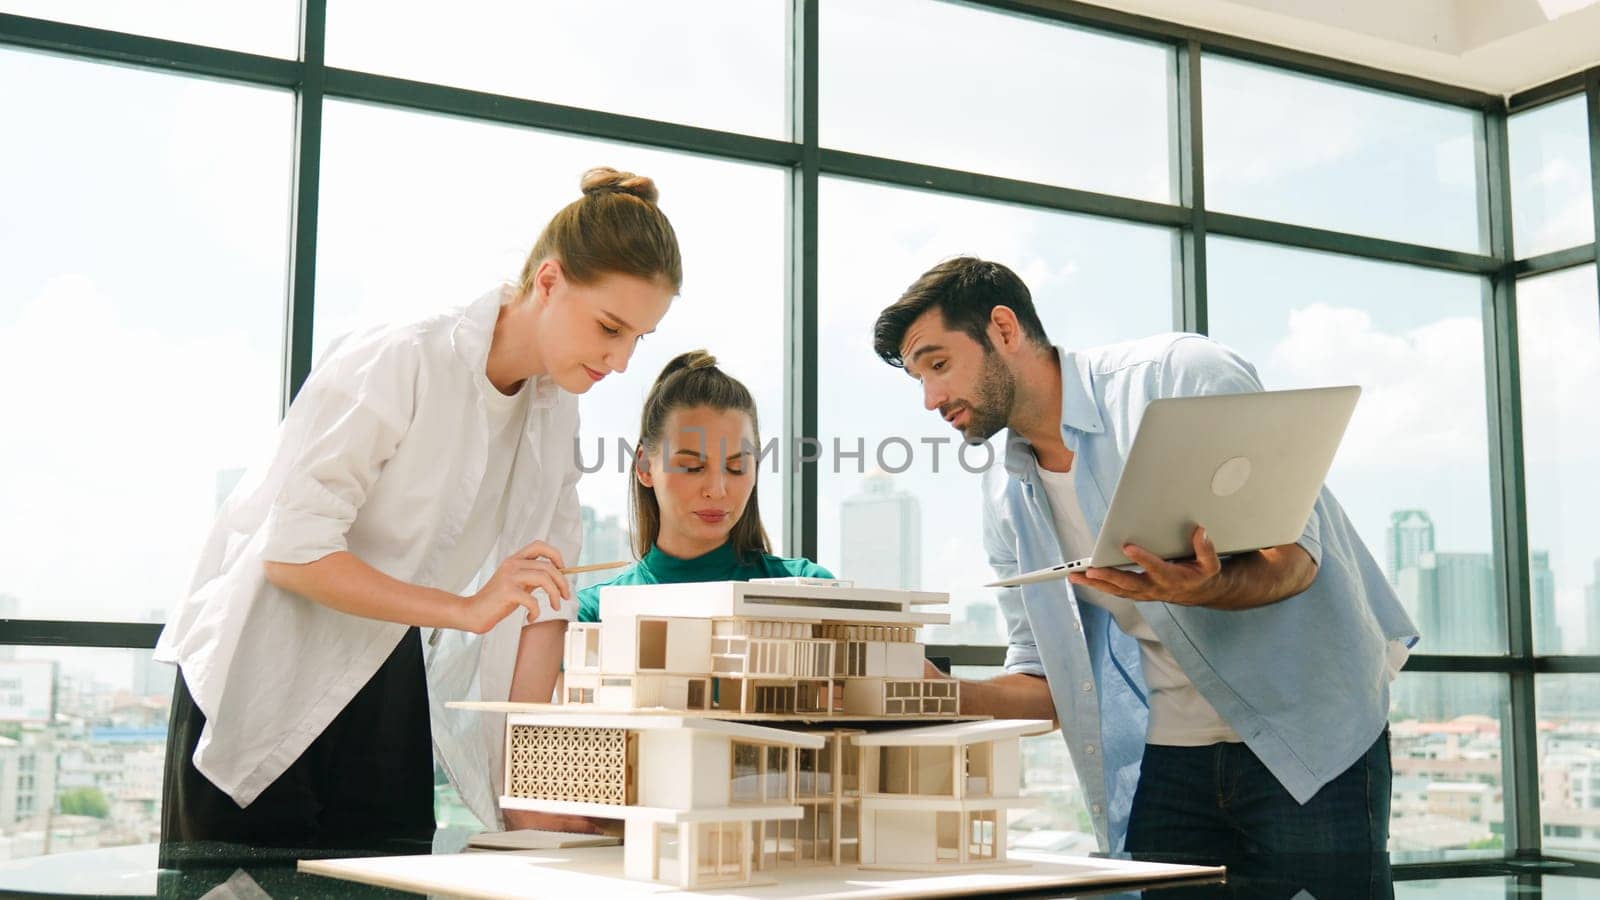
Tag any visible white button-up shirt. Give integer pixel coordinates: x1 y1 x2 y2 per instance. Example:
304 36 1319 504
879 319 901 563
154 284 581 827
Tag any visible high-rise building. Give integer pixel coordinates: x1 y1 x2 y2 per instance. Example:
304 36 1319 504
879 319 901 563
1422 552 1503 653
1391 544 1558 719
0 730 58 828
130 608 174 699
1531 551 1560 654
1586 559 1600 652
1386 510 1435 587
1394 548 1502 720
839 471 922 590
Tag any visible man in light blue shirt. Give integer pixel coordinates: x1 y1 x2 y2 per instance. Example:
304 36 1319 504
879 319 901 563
873 257 1418 894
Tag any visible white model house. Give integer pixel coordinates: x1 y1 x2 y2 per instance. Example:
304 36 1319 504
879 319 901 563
560 580 958 717
480 580 1055 890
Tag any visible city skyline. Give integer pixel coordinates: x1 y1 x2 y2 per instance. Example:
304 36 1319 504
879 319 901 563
0 496 1596 859
1385 507 1592 658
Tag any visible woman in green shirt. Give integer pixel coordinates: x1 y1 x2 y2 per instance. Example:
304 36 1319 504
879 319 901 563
577 349 832 621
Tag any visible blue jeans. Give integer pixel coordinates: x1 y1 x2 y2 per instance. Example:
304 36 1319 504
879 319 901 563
1126 728 1393 898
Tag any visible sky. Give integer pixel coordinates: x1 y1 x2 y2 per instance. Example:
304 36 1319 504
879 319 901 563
2 0 1598 693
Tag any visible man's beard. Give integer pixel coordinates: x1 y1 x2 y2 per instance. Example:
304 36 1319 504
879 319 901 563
957 350 1015 443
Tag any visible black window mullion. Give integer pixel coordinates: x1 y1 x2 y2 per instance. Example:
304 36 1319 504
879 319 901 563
1589 69 1600 305
1482 103 1542 859
786 0 819 561
284 0 326 407
1175 40 1206 334
0 11 300 86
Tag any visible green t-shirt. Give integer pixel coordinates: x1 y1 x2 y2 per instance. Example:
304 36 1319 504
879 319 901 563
577 541 835 623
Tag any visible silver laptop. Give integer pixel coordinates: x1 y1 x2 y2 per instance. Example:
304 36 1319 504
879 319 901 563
987 385 1360 588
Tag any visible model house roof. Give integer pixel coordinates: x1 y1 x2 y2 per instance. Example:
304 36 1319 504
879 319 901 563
499 709 827 749
852 718 1055 747
597 581 951 626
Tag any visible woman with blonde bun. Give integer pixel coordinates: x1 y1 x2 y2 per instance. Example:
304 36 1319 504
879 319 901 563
156 167 681 845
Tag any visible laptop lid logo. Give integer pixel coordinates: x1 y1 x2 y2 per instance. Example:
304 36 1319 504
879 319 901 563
1211 456 1253 497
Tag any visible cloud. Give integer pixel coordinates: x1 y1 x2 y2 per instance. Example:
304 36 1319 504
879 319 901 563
1267 302 1489 467
1511 96 1595 255
326 0 786 138
1202 58 1370 188
1522 175 1595 256
1534 157 1579 187
1257 274 1600 638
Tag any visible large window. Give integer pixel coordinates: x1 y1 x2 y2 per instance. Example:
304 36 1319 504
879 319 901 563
1204 55 1487 253
0 48 293 624
1207 238 1501 654
1509 96 1595 259
821 0 1175 200
325 0 788 139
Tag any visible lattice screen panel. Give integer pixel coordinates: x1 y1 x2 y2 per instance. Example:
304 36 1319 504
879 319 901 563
507 725 628 804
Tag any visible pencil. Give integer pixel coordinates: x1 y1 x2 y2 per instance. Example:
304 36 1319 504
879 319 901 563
557 560 630 576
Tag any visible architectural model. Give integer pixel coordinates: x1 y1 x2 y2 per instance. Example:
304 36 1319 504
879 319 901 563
476 579 1054 890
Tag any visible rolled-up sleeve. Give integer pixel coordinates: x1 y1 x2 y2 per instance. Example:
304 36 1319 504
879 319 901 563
984 474 1044 677
1296 493 1326 567
260 338 417 564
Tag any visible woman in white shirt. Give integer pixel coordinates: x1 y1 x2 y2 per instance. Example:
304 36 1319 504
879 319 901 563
155 167 681 847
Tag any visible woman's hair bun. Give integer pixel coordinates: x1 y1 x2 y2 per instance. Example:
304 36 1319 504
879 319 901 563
657 350 717 382
580 166 659 203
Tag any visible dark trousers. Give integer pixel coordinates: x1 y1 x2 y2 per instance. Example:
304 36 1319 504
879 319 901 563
160 628 435 850
1126 729 1394 899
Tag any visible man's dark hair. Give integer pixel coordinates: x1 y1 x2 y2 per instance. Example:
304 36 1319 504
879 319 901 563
872 256 1051 368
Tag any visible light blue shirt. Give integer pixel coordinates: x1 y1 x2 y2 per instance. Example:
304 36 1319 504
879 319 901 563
983 333 1419 852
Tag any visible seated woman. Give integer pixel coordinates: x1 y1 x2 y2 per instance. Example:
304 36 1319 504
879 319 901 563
578 349 832 621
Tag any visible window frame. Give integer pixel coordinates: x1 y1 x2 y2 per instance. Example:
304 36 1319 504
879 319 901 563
4 2 1599 885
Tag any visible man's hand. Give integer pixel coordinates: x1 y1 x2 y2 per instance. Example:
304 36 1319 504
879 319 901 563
502 808 607 835
1068 526 1222 606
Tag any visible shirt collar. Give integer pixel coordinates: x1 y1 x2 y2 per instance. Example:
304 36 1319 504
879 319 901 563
1003 345 1104 480
641 541 742 581
451 283 562 409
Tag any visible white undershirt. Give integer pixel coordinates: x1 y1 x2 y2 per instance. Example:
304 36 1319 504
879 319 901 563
1034 465 1243 747
437 369 531 591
